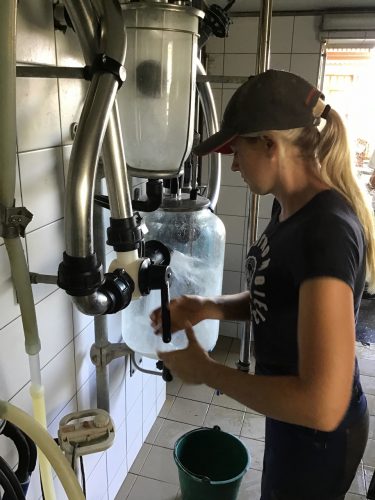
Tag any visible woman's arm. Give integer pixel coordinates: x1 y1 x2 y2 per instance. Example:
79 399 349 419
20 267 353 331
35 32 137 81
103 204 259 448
158 278 355 432
150 291 251 333
206 291 251 321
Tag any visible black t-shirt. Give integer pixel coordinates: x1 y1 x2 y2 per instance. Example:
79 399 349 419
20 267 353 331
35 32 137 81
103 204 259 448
246 189 366 376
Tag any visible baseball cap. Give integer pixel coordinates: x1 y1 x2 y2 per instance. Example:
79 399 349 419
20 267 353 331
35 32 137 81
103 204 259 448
194 69 326 156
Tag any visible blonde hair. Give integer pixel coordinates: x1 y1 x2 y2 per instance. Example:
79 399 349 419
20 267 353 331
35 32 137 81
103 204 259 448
277 110 375 293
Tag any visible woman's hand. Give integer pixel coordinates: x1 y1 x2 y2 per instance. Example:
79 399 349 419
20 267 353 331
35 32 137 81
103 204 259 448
150 294 206 335
157 322 216 384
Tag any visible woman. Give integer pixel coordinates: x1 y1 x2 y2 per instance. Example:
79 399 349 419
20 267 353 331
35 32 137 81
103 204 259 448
151 69 375 499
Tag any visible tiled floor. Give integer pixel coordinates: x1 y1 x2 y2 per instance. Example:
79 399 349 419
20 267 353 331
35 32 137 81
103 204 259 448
116 337 375 500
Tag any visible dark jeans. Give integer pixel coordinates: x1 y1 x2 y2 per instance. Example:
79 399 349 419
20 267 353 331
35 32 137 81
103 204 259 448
260 393 369 500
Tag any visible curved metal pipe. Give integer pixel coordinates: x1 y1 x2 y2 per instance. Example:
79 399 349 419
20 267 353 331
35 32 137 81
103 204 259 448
91 0 125 62
65 0 132 221
65 72 119 257
63 0 98 63
72 292 110 315
101 102 133 219
61 0 131 314
130 352 162 378
196 59 221 210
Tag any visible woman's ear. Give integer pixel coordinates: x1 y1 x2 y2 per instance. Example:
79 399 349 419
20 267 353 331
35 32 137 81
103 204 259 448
262 135 276 156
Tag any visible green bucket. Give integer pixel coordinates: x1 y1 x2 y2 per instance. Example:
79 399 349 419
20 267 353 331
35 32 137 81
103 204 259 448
174 425 250 500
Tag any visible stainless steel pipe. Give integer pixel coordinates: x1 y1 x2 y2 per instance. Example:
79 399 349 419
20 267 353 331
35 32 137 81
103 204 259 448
239 0 273 371
196 59 221 211
65 72 119 257
62 0 132 314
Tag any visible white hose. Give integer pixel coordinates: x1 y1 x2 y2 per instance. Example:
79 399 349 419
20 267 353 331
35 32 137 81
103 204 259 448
0 401 85 500
29 356 56 500
4 239 41 354
0 2 57 498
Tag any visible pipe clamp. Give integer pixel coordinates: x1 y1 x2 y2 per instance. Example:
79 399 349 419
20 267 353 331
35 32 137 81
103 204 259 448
87 53 126 88
0 203 33 238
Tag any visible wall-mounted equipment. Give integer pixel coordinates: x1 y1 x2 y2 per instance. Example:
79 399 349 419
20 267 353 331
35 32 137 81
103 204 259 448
118 1 204 178
122 192 225 359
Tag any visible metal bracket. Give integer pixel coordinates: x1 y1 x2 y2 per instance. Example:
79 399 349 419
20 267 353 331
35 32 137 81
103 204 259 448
90 342 131 368
29 273 58 285
0 203 33 238
130 351 163 378
90 342 163 377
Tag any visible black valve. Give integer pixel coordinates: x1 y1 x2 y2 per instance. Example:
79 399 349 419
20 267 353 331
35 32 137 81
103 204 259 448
156 360 173 382
198 3 233 49
139 260 172 343
94 179 163 213
145 240 171 267
99 268 135 314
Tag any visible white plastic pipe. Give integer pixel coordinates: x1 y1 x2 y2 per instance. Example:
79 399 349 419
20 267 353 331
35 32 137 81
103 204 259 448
0 0 16 207
29 355 56 500
0 401 85 500
108 250 143 298
0 2 56 497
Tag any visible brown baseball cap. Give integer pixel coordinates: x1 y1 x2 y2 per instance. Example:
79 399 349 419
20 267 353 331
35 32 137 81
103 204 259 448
194 69 325 156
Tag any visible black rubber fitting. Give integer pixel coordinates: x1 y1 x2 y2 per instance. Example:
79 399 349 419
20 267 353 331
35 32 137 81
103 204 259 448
107 216 144 252
57 252 103 296
100 269 135 314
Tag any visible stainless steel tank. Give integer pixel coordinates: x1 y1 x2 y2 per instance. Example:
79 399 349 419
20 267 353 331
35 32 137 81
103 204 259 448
118 1 204 178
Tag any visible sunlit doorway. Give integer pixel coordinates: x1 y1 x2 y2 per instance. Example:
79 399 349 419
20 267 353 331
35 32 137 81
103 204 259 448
321 44 375 186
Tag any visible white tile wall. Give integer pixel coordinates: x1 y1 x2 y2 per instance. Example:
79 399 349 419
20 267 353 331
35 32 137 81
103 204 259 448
222 270 242 295
16 0 56 65
207 53 224 76
224 243 244 273
224 18 259 54
55 24 85 68
270 53 292 71
26 219 64 303
224 53 257 77
292 16 322 53
216 185 248 217
219 215 247 245
205 33 225 54
16 77 61 152
270 17 294 54
74 321 96 390
58 78 89 145
18 147 65 232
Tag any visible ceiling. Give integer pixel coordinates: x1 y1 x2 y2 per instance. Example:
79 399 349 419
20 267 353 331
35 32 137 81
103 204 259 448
212 0 375 13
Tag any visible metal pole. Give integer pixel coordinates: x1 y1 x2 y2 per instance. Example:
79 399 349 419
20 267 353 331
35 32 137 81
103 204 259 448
93 165 110 412
239 0 272 372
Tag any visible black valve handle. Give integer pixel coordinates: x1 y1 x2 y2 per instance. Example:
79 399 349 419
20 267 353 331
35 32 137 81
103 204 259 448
161 278 171 343
139 261 172 344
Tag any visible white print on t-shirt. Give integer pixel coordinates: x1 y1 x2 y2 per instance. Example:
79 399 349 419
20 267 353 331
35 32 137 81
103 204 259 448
246 233 270 325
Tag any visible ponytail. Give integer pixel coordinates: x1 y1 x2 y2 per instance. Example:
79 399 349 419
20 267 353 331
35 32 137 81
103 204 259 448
276 109 375 292
318 109 375 292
